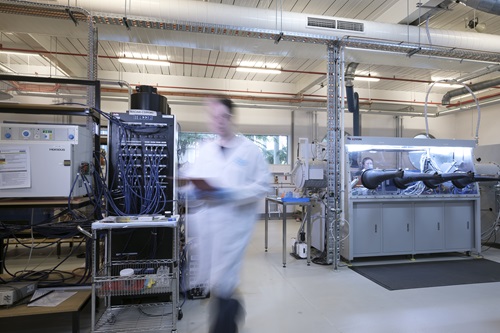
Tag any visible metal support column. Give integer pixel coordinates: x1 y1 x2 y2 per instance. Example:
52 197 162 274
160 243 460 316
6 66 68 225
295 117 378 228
87 17 99 109
326 42 344 269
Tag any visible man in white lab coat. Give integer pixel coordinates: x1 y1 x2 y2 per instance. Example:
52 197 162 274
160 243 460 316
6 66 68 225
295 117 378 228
182 97 270 333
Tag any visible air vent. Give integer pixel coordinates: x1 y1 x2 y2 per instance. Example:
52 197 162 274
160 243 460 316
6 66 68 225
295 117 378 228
337 20 364 32
307 17 336 29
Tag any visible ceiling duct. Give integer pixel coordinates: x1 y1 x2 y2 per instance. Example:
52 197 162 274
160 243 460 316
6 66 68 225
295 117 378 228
10 0 499 63
461 0 500 15
442 77 500 105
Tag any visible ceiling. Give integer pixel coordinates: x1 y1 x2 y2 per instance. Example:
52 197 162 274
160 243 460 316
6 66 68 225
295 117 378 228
1 0 500 115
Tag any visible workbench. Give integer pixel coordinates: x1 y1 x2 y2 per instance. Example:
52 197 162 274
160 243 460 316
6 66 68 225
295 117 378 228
264 197 312 267
0 290 91 333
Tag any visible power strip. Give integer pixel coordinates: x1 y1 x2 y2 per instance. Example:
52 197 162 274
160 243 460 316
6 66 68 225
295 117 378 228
0 282 37 306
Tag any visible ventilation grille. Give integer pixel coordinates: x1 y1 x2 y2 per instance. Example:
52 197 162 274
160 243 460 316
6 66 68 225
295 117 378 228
337 20 364 32
307 17 364 33
307 17 336 29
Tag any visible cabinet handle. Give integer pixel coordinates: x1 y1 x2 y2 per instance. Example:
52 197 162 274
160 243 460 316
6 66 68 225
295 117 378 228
437 222 440 231
375 224 377 233
407 223 410 232
467 221 470 229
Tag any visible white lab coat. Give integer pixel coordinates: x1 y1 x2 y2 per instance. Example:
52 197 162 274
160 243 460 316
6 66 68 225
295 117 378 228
183 135 270 298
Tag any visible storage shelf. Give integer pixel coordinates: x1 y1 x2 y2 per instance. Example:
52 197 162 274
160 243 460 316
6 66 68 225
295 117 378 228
93 303 177 333
91 216 179 332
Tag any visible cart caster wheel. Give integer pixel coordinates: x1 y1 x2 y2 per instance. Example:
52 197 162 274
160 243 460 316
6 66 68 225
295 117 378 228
178 309 183 320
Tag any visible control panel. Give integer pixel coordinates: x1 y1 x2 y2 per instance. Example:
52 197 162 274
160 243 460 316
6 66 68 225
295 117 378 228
1 123 81 143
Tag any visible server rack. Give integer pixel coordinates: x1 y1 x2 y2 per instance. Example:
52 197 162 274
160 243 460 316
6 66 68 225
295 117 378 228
107 110 178 216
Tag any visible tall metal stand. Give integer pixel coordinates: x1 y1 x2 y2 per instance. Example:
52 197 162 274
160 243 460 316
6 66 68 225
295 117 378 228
326 42 344 269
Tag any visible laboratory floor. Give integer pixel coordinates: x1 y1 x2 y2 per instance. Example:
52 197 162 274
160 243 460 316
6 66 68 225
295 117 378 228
3 218 500 333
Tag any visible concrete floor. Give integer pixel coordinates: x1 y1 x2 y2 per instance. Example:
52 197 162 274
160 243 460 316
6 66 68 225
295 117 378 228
2 218 500 333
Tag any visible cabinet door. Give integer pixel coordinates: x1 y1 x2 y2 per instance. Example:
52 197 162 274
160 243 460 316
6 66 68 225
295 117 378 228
353 203 382 255
414 202 444 251
382 203 413 253
445 201 474 250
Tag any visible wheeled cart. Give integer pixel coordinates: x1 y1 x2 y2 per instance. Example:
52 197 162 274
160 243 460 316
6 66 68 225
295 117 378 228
91 216 180 332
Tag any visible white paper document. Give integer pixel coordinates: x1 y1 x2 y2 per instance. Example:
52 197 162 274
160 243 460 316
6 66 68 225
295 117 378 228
0 146 31 189
28 290 77 307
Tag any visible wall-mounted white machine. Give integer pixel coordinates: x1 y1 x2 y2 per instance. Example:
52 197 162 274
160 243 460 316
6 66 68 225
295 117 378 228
0 123 93 198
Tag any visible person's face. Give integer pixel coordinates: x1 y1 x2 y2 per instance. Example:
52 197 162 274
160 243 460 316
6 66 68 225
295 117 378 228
364 159 373 169
208 100 233 138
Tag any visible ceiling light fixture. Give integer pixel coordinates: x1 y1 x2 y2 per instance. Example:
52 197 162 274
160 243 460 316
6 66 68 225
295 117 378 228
0 63 15 73
236 66 282 74
0 50 40 57
118 58 171 66
354 76 380 82
430 78 463 88
432 82 464 88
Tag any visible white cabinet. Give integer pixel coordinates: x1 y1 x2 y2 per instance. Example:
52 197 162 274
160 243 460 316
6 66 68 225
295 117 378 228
353 203 381 256
382 203 413 253
345 199 479 261
445 201 474 250
414 202 444 252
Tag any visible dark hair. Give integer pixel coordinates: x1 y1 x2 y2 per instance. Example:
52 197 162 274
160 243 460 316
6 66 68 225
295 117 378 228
218 97 234 115
360 157 373 169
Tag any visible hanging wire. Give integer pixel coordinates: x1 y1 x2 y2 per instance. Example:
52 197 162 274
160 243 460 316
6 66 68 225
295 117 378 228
424 80 481 144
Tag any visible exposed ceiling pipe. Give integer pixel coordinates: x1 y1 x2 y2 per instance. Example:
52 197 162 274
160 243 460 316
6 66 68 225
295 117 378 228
441 77 500 105
440 94 500 115
345 63 361 136
455 63 500 83
34 0 500 60
6 46 492 90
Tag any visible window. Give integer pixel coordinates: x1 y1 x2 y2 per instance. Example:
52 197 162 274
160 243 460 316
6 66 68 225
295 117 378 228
178 132 288 165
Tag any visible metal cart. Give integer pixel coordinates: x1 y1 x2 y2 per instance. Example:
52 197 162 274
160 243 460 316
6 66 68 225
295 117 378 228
91 216 180 333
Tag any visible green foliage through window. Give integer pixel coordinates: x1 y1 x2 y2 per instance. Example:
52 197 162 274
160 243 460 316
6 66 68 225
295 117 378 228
178 132 288 165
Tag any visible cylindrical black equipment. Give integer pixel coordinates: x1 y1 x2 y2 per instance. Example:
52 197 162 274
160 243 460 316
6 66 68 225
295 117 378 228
423 172 470 188
452 173 499 189
131 85 170 114
393 172 440 189
361 169 404 190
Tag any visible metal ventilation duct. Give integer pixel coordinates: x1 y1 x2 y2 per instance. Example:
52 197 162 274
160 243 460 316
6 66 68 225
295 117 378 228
4 0 499 63
462 0 500 15
441 77 500 105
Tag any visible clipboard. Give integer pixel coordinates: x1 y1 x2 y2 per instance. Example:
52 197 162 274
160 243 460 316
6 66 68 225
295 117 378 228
179 177 218 191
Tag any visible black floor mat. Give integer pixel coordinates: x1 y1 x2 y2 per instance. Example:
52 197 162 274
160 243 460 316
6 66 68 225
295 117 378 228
349 258 500 290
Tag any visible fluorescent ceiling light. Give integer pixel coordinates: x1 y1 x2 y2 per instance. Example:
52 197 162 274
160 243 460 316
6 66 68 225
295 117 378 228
0 63 15 73
432 82 463 88
0 50 40 57
430 77 463 88
354 76 380 82
118 58 170 66
236 67 282 74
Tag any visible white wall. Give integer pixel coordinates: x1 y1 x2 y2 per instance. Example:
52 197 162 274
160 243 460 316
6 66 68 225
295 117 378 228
453 104 496 145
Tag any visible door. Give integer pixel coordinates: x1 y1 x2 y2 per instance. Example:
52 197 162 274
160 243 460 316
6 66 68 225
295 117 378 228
414 202 444 251
353 202 382 256
382 203 413 254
